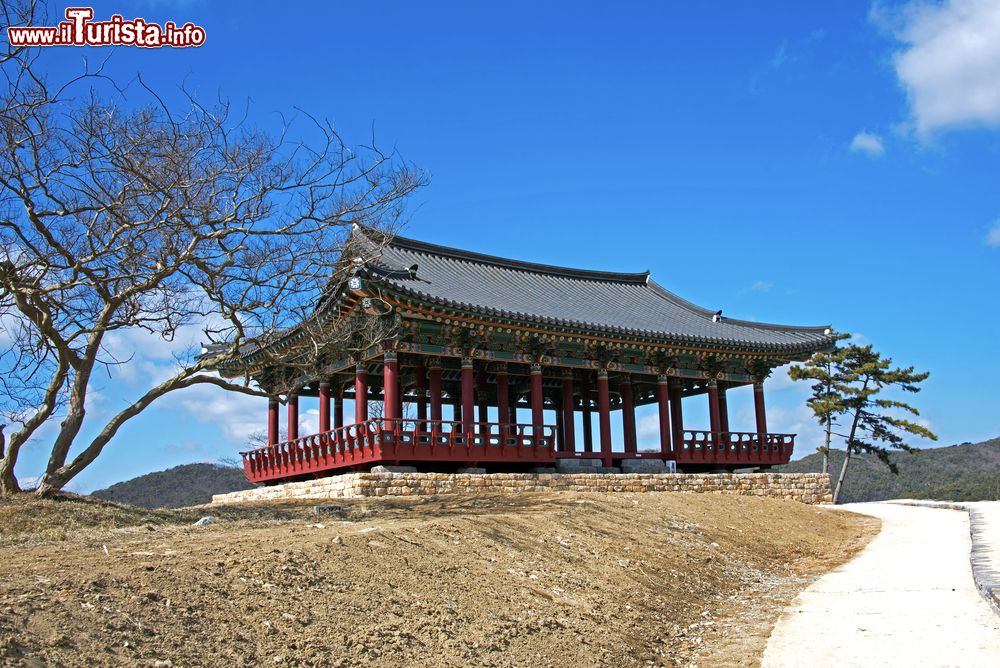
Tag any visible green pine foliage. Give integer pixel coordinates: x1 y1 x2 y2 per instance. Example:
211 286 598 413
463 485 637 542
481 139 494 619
90 463 256 509
779 438 1000 503
787 335 851 474
789 343 937 503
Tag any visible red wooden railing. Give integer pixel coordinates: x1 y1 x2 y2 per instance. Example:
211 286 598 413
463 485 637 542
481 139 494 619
678 430 795 466
239 418 557 484
239 421 795 483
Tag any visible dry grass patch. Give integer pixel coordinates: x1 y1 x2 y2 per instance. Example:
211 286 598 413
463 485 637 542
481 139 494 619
0 492 876 667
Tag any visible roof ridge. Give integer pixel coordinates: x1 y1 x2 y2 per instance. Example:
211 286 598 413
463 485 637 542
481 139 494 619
645 278 832 333
384 230 651 284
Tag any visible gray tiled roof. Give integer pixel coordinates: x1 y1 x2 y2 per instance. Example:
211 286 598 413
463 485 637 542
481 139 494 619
363 232 835 353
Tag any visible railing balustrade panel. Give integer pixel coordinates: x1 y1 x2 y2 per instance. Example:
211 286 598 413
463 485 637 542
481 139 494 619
239 420 791 482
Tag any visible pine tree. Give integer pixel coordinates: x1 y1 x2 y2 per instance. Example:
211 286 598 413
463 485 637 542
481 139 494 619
792 343 937 503
789 334 850 475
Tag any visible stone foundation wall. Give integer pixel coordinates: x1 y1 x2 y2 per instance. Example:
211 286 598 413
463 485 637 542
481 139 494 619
212 472 833 505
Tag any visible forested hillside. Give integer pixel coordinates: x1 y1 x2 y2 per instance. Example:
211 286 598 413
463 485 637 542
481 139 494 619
778 438 1000 503
90 463 255 508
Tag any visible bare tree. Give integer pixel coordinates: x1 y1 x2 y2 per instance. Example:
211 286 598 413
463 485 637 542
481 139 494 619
0 2 426 495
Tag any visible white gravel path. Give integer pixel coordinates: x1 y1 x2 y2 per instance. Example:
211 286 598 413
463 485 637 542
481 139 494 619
761 502 1000 668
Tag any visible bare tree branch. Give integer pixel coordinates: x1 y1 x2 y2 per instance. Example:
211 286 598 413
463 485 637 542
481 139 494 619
0 15 427 495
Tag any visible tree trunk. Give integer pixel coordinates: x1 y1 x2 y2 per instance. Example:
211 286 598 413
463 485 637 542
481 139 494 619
34 366 266 496
0 473 20 494
0 358 70 496
832 445 852 504
822 416 831 475
833 380 869 505
43 325 110 480
0 430 20 494
43 352 99 477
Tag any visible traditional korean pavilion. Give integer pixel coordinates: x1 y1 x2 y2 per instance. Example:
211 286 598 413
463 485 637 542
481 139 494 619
210 227 837 484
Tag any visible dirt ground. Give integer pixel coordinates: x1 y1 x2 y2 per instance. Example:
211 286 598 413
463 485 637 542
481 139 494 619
0 492 877 667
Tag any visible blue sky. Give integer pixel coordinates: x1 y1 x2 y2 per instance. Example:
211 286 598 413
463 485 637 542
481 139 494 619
11 0 1000 491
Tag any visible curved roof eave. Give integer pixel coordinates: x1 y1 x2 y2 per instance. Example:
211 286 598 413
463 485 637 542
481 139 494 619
383 280 833 354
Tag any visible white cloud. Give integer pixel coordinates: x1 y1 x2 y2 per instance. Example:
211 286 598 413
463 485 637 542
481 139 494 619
765 402 825 460
163 385 328 448
101 320 208 386
164 383 262 445
986 219 1000 246
0 312 22 349
764 364 799 393
771 41 789 68
16 475 40 490
850 131 886 157
742 280 773 294
301 408 320 435
875 0 1000 136
637 413 659 440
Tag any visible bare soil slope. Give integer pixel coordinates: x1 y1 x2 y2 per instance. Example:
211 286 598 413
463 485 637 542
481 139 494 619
0 493 875 667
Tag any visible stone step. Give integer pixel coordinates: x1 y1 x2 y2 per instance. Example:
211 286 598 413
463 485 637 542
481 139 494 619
555 466 622 474
555 457 604 470
621 458 677 474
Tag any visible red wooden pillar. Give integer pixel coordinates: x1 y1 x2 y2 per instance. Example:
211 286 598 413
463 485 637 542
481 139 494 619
656 375 671 457
396 358 404 425
287 394 299 441
754 381 768 445
461 357 475 434
334 388 344 430
669 379 684 457
355 362 368 424
530 363 544 443
707 380 722 450
319 382 331 434
267 397 279 445
416 358 428 423
581 373 593 453
428 358 443 422
383 350 400 423
555 401 564 451
621 377 636 454
597 370 612 467
509 383 518 425
561 370 576 453
496 364 510 434
718 384 730 442
477 365 489 434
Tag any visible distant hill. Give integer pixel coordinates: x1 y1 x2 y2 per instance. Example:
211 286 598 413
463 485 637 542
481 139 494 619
90 463 256 508
778 438 1000 503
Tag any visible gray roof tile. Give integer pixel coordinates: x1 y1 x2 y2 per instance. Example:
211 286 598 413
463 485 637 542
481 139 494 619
363 232 835 353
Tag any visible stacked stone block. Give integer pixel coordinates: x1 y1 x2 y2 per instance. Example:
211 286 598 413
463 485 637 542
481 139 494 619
212 472 833 505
